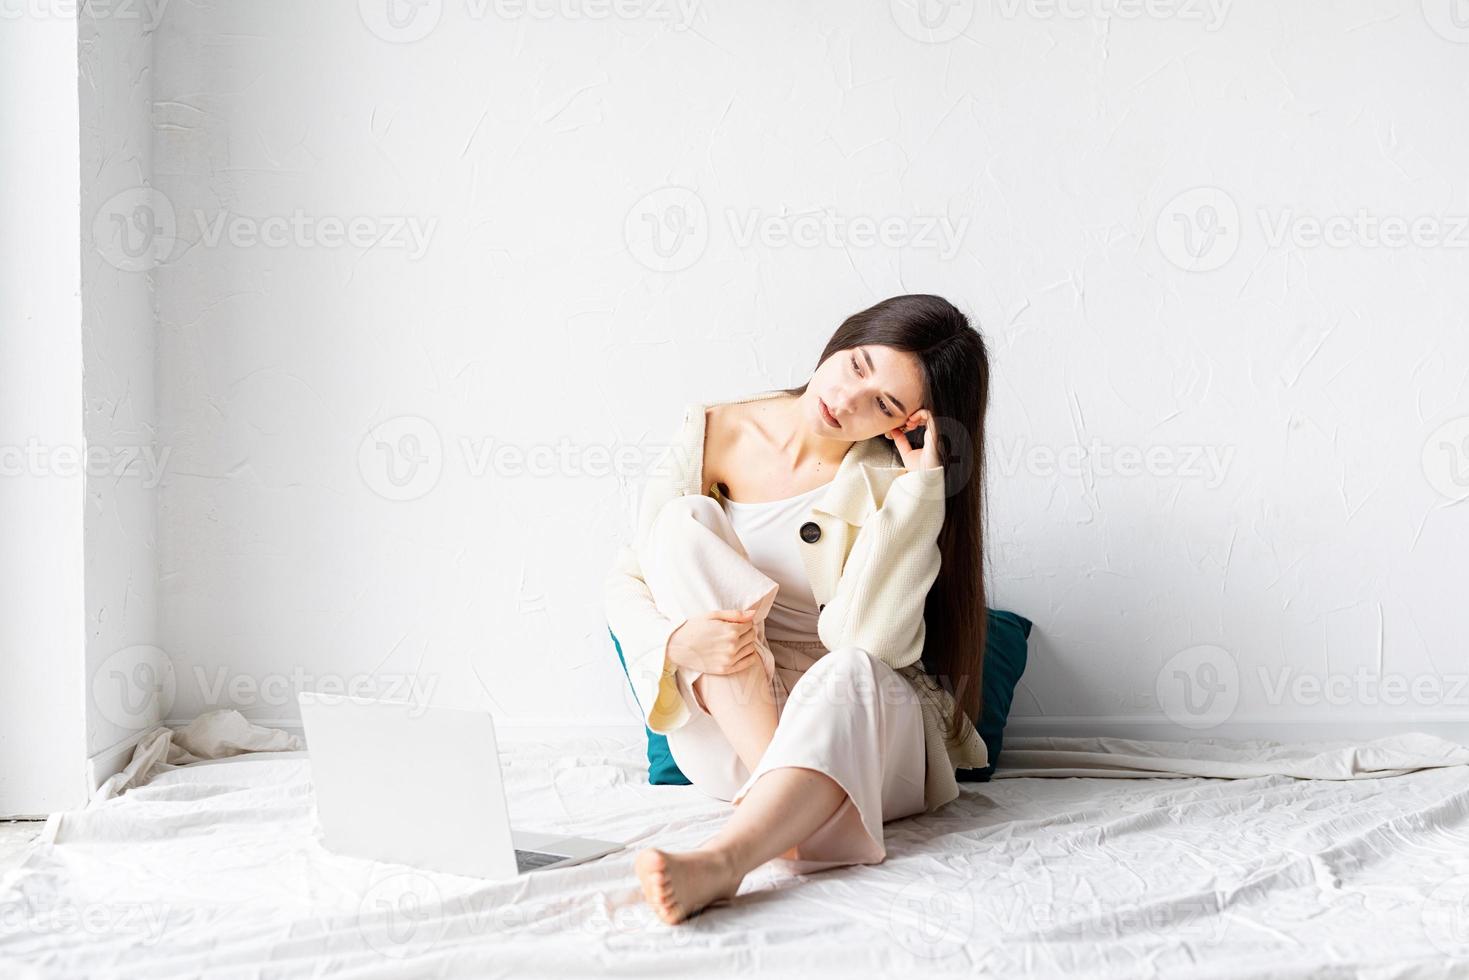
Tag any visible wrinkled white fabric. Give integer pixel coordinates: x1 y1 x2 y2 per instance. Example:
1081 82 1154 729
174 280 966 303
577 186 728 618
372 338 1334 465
88 709 305 804
5 730 1469 978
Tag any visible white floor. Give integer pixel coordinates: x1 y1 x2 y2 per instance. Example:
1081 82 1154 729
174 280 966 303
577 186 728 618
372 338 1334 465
4 732 1469 978
0 821 42 879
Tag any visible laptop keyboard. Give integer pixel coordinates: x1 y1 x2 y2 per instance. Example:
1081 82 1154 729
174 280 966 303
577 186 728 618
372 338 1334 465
515 848 568 873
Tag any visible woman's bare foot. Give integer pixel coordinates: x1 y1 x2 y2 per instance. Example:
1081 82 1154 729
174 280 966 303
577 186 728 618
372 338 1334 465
633 847 744 924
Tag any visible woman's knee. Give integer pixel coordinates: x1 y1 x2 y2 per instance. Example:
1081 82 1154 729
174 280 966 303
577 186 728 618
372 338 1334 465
795 647 907 709
651 493 726 543
692 656 770 710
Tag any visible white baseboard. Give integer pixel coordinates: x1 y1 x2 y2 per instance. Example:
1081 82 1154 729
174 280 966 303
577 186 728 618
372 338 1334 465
85 728 159 799
1003 715 1469 744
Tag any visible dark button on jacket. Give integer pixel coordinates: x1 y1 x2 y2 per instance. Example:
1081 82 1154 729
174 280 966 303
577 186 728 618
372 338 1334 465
799 521 821 544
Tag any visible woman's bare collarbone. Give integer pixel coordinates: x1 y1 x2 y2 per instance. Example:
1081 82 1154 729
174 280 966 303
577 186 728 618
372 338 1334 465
703 399 840 504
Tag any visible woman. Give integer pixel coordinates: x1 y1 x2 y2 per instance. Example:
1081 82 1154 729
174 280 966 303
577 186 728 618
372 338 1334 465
603 294 992 924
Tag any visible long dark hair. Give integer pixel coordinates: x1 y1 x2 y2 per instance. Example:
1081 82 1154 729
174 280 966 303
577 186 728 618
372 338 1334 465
778 294 990 740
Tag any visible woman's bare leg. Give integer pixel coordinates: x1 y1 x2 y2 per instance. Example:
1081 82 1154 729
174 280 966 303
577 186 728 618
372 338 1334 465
634 765 848 924
690 656 778 775
692 652 806 860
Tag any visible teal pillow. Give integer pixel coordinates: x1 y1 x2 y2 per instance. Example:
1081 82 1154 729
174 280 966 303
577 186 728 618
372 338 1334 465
608 626 691 785
610 609 1031 785
956 608 1032 782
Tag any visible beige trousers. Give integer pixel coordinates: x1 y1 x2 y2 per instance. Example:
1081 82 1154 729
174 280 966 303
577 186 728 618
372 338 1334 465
639 493 927 874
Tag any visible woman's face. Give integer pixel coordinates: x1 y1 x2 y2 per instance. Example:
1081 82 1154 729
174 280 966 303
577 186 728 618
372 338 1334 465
803 344 927 443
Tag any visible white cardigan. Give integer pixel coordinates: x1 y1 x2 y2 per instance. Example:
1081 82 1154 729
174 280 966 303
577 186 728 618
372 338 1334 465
604 388 989 812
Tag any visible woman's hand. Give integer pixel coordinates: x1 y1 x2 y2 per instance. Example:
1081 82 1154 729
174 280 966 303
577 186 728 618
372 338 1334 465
885 408 944 473
666 609 763 675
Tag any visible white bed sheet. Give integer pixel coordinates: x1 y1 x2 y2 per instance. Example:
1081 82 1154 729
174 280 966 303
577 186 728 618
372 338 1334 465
4 731 1469 979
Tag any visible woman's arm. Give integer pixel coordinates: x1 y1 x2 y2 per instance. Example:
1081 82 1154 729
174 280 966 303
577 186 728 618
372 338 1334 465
815 465 947 671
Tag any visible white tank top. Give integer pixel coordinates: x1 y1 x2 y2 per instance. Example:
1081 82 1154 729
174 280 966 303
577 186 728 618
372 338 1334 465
719 482 829 643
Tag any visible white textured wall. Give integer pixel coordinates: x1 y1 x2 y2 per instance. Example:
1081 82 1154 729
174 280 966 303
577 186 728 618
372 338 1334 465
0 9 87 814
81 0 164 762
136 1 1468 739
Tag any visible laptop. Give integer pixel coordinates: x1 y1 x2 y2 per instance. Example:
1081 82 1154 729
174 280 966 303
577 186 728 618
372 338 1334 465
297 691 625 879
